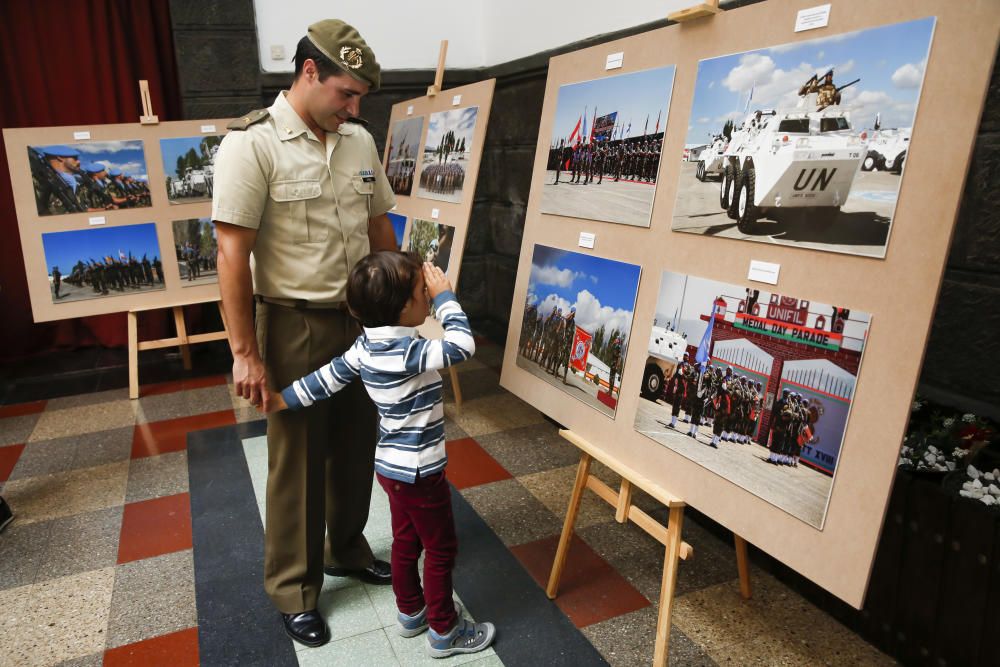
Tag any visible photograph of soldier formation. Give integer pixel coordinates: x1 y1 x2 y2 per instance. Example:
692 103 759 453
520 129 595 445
416 107 479 203
29 140 152 216
540 65 676 228
672 17 935 258
160 134 224 204
41 223 166 304
516 244 641 418
384 116 423 196
407 219 455 273
387 212 407 250
633 271 871 527
171 218 218 286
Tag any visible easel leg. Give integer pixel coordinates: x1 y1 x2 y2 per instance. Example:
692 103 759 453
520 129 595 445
546 452 592 599
448 366 463 408
172 306 192 371
734 535 753 599
653 505 685 666
128 311 139 400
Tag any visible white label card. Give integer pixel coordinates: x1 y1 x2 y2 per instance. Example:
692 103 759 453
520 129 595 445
89 216 106 226
605 52 624 70
406 105 414 115
578 232 596 249
431 208 440 220
748 260 780 285
200 124 217 133
451 95 462 106
794 4 831 32
73 131 91 140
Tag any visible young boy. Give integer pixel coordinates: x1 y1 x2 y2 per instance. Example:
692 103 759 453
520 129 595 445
267 251 496 658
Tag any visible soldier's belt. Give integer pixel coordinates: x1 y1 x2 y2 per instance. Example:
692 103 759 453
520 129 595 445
255 295 349 312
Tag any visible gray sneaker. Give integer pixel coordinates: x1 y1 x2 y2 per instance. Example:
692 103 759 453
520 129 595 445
426 618 496 658
397 600 464 638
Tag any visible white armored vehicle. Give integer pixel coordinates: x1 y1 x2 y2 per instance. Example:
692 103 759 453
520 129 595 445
695 135 727 181
641 324 687 400
862 127 910 173
718 70 868 233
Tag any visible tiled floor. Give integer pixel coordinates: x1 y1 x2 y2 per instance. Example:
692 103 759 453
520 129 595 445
0 339 896 666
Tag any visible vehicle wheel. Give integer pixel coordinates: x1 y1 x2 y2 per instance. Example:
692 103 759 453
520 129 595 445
696 161 707 182
861 152 883 172
720 163 736 210
890 151 905 174
641 364 664 401
736 165 759 233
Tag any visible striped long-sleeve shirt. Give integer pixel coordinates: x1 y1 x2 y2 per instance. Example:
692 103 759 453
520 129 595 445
281 290 475 483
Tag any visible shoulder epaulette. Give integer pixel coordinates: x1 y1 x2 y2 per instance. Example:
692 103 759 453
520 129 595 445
228 109 270 131
346 117 369 127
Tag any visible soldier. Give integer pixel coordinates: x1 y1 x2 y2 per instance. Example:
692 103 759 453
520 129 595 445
553 141 574 185
816 69 838 110
32 145 85 215
710 366 734 448
606 334 623 396
766 388 790 464
666 355 692 429
686 364 710 442
559 306 576 382
520 303 538 357
530 312 544 362
51 266 62 299
77 163 114 211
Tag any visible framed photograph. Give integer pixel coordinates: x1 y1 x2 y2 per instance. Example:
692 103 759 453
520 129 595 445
170 218 218 286
417 107 479 203
539 65 677 228
407 219 456 272
160 135 224 204
387 212 407 250
385 117 424 197
633 270 871 528
28 140 151 216
515 244 641 418
672 17 935 258
41 223 166 303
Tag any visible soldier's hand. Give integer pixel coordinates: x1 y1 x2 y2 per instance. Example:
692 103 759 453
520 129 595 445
423 263 451 299
233 352 272 411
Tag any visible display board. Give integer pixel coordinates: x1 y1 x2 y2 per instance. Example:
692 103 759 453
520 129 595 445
4 119 231 322
382 78 496 331
500 0 999 608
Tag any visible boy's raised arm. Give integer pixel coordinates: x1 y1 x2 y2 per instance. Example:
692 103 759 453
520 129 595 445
404 264 475 373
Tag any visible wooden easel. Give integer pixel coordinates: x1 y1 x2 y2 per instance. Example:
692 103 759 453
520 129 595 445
547 429 752 666
667 0 721 23
127 296 230 399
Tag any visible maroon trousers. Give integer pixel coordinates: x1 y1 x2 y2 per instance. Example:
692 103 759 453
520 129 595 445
377 471 459 634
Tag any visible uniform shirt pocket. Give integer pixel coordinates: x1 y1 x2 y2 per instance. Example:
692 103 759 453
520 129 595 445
268 179 323 243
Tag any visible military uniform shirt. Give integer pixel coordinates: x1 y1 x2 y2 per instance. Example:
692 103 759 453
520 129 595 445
212 91 396 303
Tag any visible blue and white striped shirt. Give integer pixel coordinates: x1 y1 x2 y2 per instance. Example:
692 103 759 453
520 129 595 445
281 290 475 483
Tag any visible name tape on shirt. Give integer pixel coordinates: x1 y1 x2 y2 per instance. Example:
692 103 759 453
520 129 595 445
359 168 376 183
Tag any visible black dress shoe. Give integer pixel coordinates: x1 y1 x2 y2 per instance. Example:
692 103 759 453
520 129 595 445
281 610 330 647
325 558 392 585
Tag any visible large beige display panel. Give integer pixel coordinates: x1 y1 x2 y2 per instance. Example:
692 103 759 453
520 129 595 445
5 119 231 323
500 0 999 608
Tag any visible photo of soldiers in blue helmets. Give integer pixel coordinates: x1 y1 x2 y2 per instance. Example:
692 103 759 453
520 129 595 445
160 135 224 204
28 140 152 216
41 223 166 303
417 107 479 204
171 217 218 286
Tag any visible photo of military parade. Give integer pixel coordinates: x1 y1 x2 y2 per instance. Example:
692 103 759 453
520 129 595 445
384 117 424 196
407 219 455 273
516 244 641 418
160 134 223 204
672 17 935 258
633 271 871 527
41 223 166 304
171 218 218 286
416 107 479 203
540 65 676 228
387 212 407 250
29 140 152 216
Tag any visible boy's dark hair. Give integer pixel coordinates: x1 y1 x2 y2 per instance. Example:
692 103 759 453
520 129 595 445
347 251 423 327
293 36 344 82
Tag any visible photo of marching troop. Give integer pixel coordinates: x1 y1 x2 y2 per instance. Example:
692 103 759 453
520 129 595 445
41 223 166 304
540 65 676 228
384 117 424 196
516 244 641 418
171 218 218 286
672 17 935 258
416 107 479 203
160 135 224 204
633 271 871 527
407 219 455 273
387 212 407 250
29 141 152 216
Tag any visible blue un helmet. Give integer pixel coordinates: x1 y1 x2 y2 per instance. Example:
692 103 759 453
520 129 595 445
42 145 80 158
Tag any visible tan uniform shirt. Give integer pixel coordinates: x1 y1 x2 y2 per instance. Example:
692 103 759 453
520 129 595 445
212 91 396 302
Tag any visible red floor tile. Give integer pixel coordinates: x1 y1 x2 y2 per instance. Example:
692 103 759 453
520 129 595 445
0 444 25 482
0 400 47 419
103 627 198 667
141 374 229 397
132 409 236 459
511 533 650 628
445 437 513 489
117 493 193 564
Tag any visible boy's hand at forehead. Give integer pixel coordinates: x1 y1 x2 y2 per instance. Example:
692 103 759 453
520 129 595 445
423 262 451 299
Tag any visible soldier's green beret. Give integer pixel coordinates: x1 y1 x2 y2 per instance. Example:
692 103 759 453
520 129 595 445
306 19 381 91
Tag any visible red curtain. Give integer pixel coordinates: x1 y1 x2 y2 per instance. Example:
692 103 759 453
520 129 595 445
0 1 182 361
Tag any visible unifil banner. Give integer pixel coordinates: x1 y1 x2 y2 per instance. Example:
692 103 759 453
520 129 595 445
570 326 593 373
